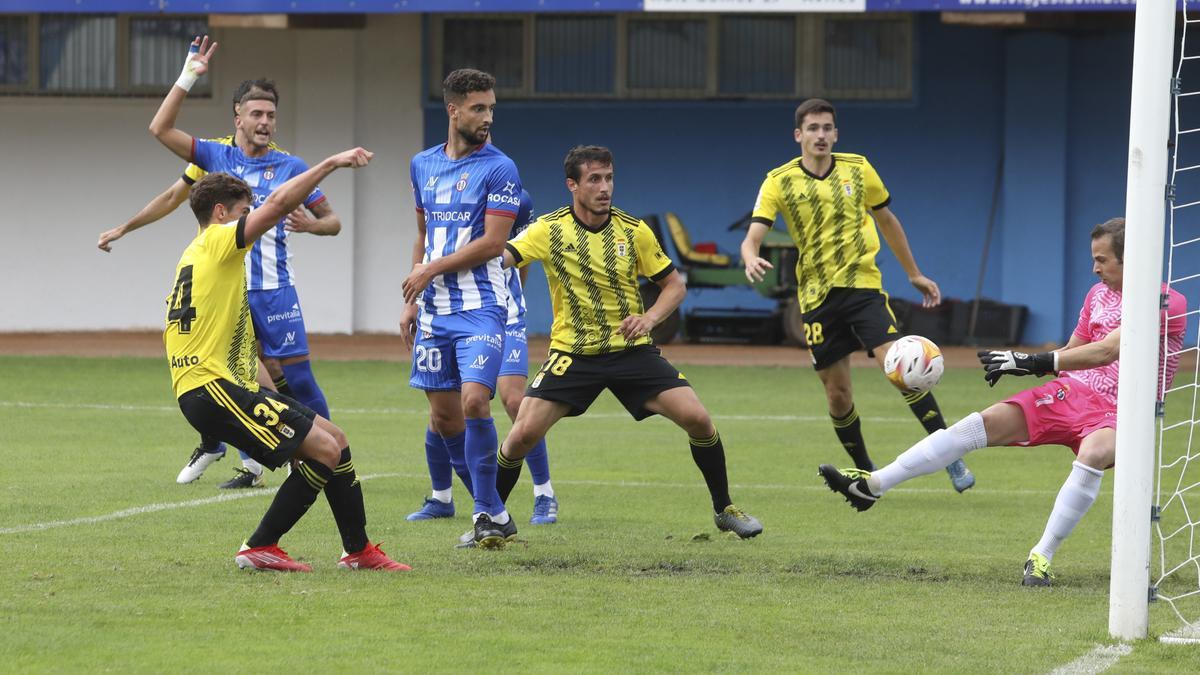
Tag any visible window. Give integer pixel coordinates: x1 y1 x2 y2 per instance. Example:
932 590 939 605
535 16 615 96
40 15 116 93
0 16 29 86
430 13 912 102
0 14 210 97
823 17 911 98
627 19 708 94
438 18 524 95
130 17 211 94
719 16 795 96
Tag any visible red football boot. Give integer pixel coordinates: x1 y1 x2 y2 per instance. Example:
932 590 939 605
337 542 412 571
235 543 313 572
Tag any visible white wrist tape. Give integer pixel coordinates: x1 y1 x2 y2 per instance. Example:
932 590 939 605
175 43 202 91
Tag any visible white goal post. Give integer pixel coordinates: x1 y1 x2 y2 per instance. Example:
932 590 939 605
1110 0 1176 642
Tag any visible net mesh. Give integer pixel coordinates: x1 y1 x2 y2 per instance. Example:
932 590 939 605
1156 1 1200 637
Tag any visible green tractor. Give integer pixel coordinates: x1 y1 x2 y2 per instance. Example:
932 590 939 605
640 212 803 345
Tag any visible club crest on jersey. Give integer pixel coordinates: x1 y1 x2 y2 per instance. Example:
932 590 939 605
616 239 628 257
841 180 853 197
263 167 275 181
456 173 470 192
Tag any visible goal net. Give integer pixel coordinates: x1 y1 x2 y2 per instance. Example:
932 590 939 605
1156 0 1200 645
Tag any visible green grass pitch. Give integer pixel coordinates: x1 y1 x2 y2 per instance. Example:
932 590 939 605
2 354 1199 672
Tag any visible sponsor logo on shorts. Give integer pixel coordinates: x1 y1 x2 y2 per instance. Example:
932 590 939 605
531 372 545 389
469 355 490 370
170 354 200 368
1034 394 1054 407
277 423 295 439
267 304 302 324
422 331 433 339
507 349 522 362
465 334 503 350
283 331 296 347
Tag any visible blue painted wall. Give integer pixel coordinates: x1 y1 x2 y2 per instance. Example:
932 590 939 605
422 15 1142 344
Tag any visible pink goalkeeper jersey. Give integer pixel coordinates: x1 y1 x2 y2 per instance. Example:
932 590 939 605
1061 282 1187 407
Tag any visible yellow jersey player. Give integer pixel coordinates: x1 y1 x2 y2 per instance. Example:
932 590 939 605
157 36 405 571
489 145 762 544
739 98 974 493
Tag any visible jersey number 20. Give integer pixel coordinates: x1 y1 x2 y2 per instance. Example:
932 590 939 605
168 265 198 333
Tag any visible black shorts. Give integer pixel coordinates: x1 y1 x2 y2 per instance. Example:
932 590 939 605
803 288 899 370
177 379 315 469
526 345 691 421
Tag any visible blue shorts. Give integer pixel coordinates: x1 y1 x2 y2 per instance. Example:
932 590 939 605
249 286 310 360
410 306 505 393
498 323 530 378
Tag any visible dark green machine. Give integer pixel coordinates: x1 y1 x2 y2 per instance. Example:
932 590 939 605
641 212 803 345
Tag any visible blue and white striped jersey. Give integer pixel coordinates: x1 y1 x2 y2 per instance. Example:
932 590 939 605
410 143 523 318
505 190 533 327
191 139 325 291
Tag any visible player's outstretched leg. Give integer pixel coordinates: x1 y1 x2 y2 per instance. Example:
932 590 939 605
903 390 975 493
177 435 225 484
407 428 456 520
817 464 878 512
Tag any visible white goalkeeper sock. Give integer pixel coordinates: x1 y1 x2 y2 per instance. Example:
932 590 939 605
1031 461 1104 562
871 412 988 494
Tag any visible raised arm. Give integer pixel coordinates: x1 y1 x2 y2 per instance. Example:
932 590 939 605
148 36 217 161
98 178 191 252
244 148 373 244
873 206 941 308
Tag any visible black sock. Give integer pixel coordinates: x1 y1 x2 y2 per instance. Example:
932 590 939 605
272 374 295 399
831 406 873 471
324 447 369 554
689 431 732 513
904 390 947 434
199 434 222 453
246 460 330 548
496 450 524 506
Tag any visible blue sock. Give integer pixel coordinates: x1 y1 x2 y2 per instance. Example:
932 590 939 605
465 417 499 516
443 431 473 495
524 439 551 485
425 428 453 492
280 360 330 419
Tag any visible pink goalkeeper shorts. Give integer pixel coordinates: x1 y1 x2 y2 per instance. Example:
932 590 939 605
1003 378 1115 454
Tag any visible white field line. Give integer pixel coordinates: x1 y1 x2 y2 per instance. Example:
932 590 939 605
0 399 911 424
1048 644 1132 675
1 472 1063 536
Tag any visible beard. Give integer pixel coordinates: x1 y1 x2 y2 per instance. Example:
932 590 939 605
455 124 488 147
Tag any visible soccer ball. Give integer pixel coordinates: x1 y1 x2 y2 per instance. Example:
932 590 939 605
884 335 944 393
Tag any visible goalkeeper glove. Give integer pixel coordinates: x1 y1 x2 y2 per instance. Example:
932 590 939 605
977 350 1057 387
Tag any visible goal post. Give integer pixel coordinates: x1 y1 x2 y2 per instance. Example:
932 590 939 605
1109 0 1176 642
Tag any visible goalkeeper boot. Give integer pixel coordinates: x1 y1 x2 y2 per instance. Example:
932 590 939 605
218 467 266 489
235 543 312 572
406 497 455 521
1022 553 1053 587
714 505 763 539
176 445 225 484
818 464 879 512
530 494 559 525
337 542 412 572
945 459 975 493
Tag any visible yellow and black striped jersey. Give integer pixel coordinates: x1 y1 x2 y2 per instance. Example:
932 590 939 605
752 152 890 312
506 206 674 355
181 135 286 185
164 216 258 398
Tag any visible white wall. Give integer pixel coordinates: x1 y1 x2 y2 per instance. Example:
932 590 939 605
0 16 422 333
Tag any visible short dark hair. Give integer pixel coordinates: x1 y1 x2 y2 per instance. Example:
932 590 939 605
795 98 837 128
232 78 279 114
443 68 496 106
564 145 614 182
190 173 252 223
1091 217 1125 262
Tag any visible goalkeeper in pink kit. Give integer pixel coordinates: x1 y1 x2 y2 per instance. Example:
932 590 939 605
819 217 1187 586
